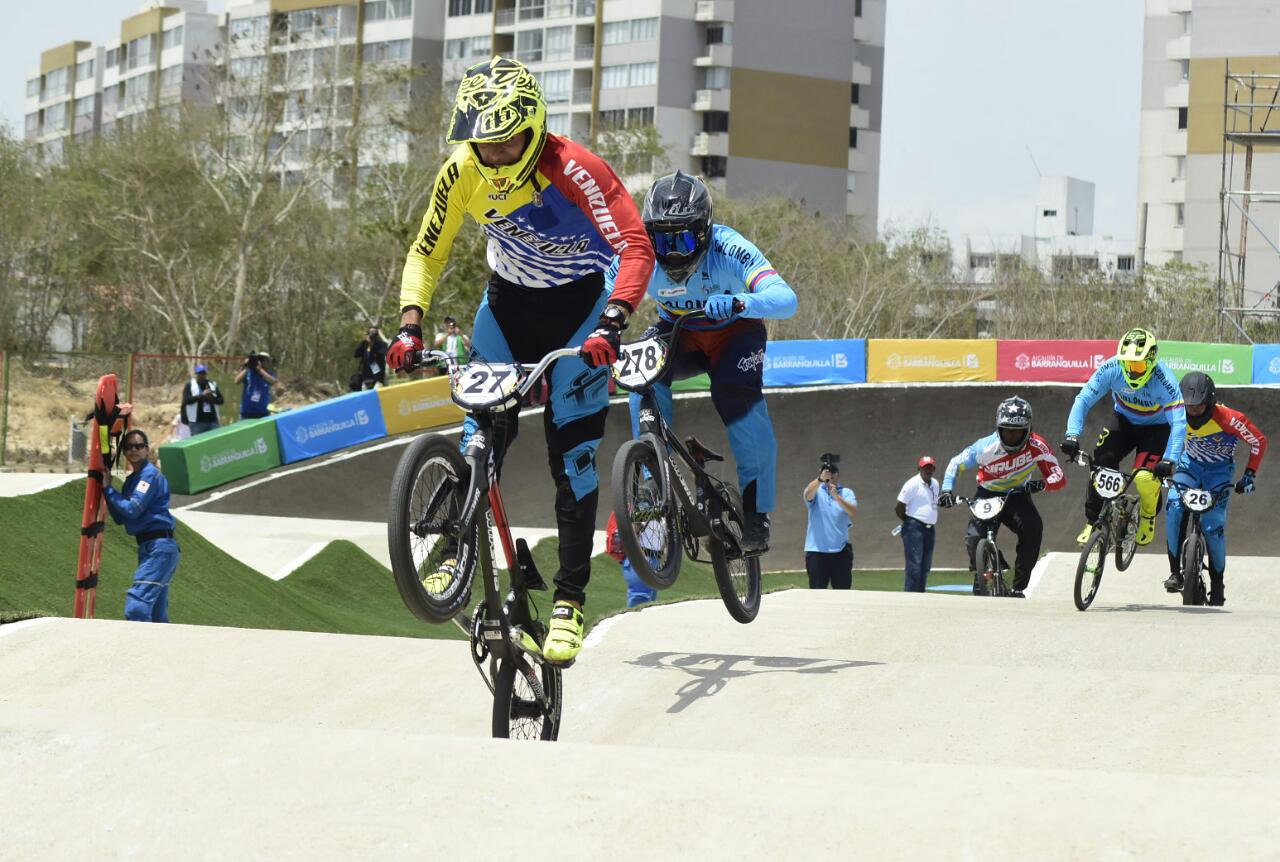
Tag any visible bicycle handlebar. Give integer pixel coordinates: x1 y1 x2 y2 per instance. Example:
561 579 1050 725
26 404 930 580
414 346 582 400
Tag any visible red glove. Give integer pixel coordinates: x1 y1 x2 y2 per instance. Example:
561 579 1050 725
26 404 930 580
581 305 627 368
387 324 423 372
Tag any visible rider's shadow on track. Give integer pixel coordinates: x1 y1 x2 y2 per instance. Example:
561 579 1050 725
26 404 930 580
627 652 883 714
1084 604 1230 614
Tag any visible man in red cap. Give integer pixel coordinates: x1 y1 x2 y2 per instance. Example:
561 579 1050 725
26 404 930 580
895 455 940 592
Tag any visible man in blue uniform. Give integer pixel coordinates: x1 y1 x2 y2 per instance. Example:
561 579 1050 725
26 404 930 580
608 171 797 551
1062 328 1187 547
103 429 180 622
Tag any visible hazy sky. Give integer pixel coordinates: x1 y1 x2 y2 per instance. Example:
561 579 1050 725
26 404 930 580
3 0 1144 242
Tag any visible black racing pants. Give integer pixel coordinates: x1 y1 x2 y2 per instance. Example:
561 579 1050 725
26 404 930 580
965 490 1042 591
1083 412 1169 523
479 271 609 606
806 544 853 590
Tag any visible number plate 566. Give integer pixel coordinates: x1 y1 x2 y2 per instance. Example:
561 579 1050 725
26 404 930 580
1092 468 1125 499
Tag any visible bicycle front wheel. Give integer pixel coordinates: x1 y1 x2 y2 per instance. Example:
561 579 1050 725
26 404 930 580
1180 530 1206 607
1074 527 1108 611
612 438 682 590
492 656 562 741
709 538 762 623
1114 498 1138 571
388 434 477 624
979 541 1005 597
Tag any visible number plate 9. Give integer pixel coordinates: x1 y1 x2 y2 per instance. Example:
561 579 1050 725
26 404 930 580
451 364 521 411
613 338 667 388
1181 488 1213 512
1092 468 1126 499
969 497 1004 520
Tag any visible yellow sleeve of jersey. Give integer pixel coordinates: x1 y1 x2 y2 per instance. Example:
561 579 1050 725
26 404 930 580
399 152 469 313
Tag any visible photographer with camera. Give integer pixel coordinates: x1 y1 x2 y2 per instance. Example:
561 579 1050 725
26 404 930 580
234 350 277 420
802 453 859 590
352 327 388 391
179 363 224 436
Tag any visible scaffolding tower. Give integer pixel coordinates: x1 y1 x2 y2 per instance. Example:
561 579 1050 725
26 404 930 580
1217 62 1280 342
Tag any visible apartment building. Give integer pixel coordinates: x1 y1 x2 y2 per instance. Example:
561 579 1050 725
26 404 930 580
25 0 884 225
1137 0 1280 307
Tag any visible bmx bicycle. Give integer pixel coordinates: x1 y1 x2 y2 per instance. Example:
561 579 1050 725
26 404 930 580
950 491 1028 597
609 309 762 624
1068 452 1142 611
1166 479 1233 607
388 347 581 740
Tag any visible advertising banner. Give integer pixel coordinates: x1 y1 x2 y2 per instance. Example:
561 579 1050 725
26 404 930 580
762 339 867 387
1160 341 1253 385
157 417 281 495
996 340 1113 383
377 375 465 436
1251 344 1280 384
274 390 387 465
867 339 997 383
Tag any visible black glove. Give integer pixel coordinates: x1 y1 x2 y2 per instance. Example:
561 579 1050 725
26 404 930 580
937 491 955 509
1025 479 1046 494
1153 459 1175 480
1060 437 1080 460
1235 469 1256 495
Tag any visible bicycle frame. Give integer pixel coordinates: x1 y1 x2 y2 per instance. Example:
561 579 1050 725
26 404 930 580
1072 452 1142 534
953 492 1021 594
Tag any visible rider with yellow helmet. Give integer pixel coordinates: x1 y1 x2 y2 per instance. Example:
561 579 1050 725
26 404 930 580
1061 328 1187 552
387 57 654 665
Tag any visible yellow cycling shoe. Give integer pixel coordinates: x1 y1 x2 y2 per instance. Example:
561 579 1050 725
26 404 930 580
543 601 584 665
1136 515 1156 546
422 558 456 594
1076 524 1093 545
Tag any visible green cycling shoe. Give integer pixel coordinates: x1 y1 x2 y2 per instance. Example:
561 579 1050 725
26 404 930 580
421 558 456 594
542 601 584 665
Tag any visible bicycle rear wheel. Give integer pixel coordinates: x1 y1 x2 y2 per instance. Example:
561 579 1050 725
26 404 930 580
612 438 682 590
388 434 477 624
1114 498 1138 571
1180 530 1206 607
708 537 761 623
979 541 1005 597
492 656 562 741
1074 527 1108 611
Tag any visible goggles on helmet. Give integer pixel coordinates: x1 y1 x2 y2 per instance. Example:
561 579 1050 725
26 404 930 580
1123 359 1149 376
654 229 700 259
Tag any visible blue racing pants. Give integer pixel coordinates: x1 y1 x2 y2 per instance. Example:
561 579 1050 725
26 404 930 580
1165 460 1232 576
628 318 776 514
125 537 180 623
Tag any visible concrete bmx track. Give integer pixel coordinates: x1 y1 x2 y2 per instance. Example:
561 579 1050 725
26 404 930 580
4 383 1280 858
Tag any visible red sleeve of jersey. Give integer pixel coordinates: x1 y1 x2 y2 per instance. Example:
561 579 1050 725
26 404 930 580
1031 434 1067 490
1217 404 1268 472
543 136 654 313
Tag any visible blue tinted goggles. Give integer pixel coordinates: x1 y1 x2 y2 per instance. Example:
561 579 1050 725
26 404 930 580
653 229 699 258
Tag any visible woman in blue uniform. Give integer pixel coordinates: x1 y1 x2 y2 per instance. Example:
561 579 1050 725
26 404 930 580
104 429 180 623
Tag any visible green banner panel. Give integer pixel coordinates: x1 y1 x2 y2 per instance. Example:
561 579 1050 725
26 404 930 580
670 373 711 393
158 418 282 495
1160 341 1254 384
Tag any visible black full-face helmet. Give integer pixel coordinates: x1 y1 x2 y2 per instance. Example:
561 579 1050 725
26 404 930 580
996 396 1033 453
1180 371 1216 429
642 170 713 283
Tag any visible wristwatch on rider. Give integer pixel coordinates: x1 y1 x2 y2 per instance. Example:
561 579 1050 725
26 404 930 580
599 303 629 331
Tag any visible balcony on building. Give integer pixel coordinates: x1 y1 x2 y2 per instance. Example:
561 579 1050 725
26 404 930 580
690 131 728 157
693 88 730 112
1165 34 1190 61
1167 0 1191 12
694 44 732 67
694 0 734 22
1163 81 1189 109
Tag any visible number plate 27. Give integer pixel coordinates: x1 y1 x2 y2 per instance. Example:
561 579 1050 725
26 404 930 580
451 364 520 411
1092 468 1126 499
613 338 667 388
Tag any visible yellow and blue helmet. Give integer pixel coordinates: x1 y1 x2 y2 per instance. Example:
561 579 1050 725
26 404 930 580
447 56 547 193
1117 327 1158 389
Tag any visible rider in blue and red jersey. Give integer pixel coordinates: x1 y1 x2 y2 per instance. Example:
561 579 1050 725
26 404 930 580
387 57 654 664
1162 372 1266 605
607 171 797 551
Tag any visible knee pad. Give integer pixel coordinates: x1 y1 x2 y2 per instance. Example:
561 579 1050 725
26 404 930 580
1132 470 1160 518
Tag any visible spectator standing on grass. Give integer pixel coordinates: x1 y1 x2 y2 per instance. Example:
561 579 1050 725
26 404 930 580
605 512 657 608
895 455 940 593
235 351 277 419
428 316 472 378
803 454 858 589
181 363 223 435
352 328 388 390
103 429 180 623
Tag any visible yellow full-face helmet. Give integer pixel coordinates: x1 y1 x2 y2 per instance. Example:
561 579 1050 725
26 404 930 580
1117 327 1158 389
447 56 547 193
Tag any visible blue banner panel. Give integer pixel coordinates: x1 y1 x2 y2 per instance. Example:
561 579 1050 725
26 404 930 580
763 339 867 387
1252 344 1280 384
275 389 388 464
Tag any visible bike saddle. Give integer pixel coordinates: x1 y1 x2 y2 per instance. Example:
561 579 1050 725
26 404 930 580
685 436 724 463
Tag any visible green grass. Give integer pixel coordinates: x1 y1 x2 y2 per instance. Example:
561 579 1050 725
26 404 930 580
0 480 973 639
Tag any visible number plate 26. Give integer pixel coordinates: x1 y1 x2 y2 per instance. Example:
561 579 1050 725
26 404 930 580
1181 488 1213 512
451 364 520 411
613 338 667 388
1092 468 1126 499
